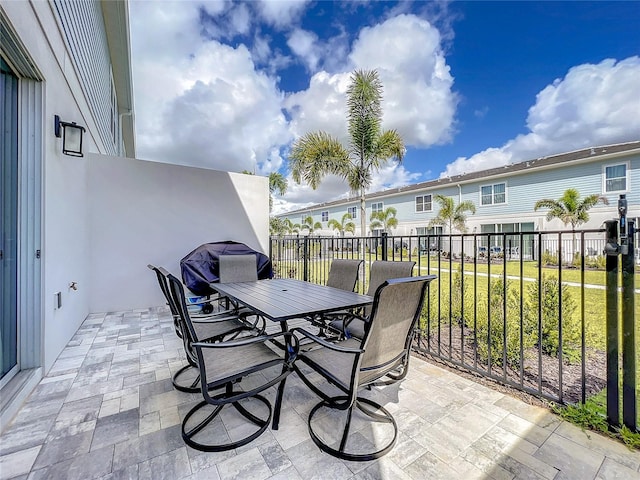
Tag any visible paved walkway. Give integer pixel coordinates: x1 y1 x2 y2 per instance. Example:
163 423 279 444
1 308 638 480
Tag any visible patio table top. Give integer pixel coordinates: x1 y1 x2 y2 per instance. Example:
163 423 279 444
210 277 373 322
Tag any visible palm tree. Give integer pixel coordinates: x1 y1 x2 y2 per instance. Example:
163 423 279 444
369 207 398 234
534 188 608 230
300 215 322 236
429 195 476 234
534 188 608 253
328 213 356 237
268 172 287 210
289 69 405 245
269 217 288 237
285 218 300 235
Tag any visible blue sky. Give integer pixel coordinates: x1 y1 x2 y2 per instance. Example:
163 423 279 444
130 1 640 213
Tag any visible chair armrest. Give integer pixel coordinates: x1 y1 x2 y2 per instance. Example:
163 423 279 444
291 327 364 354
191 307 252 323
193 330 299 351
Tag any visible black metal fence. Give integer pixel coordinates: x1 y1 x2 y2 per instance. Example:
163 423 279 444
269 227 638 430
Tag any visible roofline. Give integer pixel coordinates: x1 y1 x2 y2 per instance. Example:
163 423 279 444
101 0 136 158
279 141 640 216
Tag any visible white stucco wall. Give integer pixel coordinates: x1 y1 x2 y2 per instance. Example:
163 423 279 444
86 154 269 312
3 0 110 371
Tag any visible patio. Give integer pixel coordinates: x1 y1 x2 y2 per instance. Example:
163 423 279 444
1 307 638 480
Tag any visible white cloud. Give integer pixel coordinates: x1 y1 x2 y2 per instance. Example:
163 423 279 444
131 2 291 172
279 14 458 212
442 57 640 177
257 0 310 29
287 28 321 70
230 3 251 35
285 14 457 148
349 14 458 147
130 6 456 212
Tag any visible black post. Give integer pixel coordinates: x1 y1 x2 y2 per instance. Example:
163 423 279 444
381 232 388 261
604 219 619 427
303 236 309 282
621 218 636 431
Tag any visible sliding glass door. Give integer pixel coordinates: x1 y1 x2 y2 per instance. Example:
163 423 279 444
1 58 19 383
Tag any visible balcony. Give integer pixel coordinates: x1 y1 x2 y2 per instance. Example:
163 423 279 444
1 305 638 479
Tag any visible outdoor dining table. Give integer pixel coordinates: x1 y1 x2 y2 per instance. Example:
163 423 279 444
209 277 373 328
209 277 373 429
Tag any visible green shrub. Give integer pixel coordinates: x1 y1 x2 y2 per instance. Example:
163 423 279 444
586 255 606 269
475 278 534 367
542 249 558 266
450 268 472 326
523 274 581 362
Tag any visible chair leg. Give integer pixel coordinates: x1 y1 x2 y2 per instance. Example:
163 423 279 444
172 364 201 393
307 396 398 462
181 391 272 452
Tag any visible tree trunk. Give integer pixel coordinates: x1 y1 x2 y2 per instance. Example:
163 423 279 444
360 189 367 259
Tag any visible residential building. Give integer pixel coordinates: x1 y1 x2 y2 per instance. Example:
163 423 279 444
278 142 640 249
1 1 269 430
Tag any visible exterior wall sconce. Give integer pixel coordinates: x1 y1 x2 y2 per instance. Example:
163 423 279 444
54 115 86 157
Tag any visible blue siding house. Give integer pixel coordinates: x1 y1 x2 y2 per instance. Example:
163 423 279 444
278 142 639 245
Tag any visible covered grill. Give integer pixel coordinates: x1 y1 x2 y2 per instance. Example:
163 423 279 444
180 241 272 296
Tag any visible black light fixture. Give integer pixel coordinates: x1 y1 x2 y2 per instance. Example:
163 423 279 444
54 115 86 157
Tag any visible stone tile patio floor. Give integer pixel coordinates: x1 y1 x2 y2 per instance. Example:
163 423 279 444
1 307 639 480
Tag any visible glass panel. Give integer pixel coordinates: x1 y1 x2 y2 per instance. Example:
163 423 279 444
416 197 423 212
481 186 492 205
1 62 19 380
424 195 432 211
605 164 627 192
606 177 626 192
520 222 535 232
606 164 626 179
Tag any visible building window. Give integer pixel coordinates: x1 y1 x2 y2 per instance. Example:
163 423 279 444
371 202 383 215
321 211 328 222
604 163 628 193
481 183 506 205
415 195 432 212
347 206 357 219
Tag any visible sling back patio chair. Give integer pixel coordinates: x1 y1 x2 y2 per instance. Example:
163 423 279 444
307 258 363 335
326 258 363 291
166 272 298 452
292 275 435 461
328 260 416 339
148 263 262 392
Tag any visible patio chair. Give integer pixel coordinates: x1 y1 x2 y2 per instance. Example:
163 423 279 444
165 272 298 452
328 260 416 339
292 275 435 461
307 259 363 335
148 264 261 393
326 258 363 291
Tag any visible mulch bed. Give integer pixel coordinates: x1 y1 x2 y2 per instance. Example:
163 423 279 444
413 325 607 407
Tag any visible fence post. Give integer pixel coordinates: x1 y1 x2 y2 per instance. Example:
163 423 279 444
303 236 309 282
381 232 388 261
621 215 637 431
604 219 619 427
